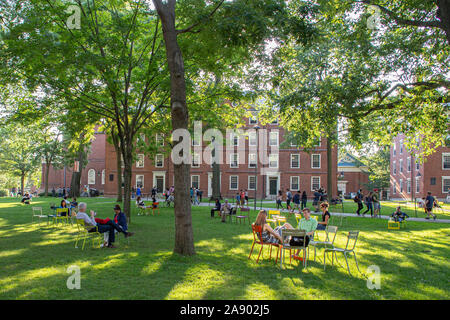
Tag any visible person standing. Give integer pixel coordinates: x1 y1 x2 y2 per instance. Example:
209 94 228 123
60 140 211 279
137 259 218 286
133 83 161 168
293 191 301 212
301 191 308 210
244 189 249 206
286 189 292 213
372 190 380 217
313 189 321 212
240 189 245 207
276 190 284 210
425 191 437 220
190 187 194 204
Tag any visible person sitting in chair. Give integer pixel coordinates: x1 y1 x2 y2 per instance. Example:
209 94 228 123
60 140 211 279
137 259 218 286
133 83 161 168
316 202 331 230
220 199 232 222
76 202 133 249
391 206 409 222
211 198 221 218
21 192 31 204
254 210 295 245
290 208 318 251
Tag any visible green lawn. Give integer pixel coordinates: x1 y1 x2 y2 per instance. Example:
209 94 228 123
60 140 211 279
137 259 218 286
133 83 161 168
0 197 449 300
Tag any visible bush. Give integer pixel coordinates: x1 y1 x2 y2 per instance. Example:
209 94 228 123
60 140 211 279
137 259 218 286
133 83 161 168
0 189 9 197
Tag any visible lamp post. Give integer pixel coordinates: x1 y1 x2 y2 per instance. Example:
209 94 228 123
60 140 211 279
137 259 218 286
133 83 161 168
253 125 260 211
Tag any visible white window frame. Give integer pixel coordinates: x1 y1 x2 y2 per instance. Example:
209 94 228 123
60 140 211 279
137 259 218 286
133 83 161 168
88 169 96 185
136 174 144 189
393 161 397 175
407 157 411 172
442 153 450 170
290 176 300 191
136 154 145 168
269 154 279 169
443 176 450 193
311 176 320 191
407 178 411 194
155 154 164 168
191 175 200 189
311 154 321 169
101 169 105 185
248 153 257 168
230 153 239 168
290 154 300 169
393 144 396 156
248 176 257 190
393 183 397 194
416 177 420 193
249 111 258 125
400 141 403 154
230 132 239 147
248 131 257 147
400 179 403 193
399 159 403 173
230 175 239 190
269 131 279 147
156 133 164 146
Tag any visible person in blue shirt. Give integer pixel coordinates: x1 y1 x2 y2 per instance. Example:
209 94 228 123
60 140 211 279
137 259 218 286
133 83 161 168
391 206 409 222
425 192 437 220
362 191 374 217
235 193 241 207
293 191 301 212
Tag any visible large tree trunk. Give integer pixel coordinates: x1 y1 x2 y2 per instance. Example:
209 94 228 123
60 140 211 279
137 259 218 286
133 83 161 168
69 147 85 198
122 148 132 224
154 0 195 256
437 0 450 44
112 132 123 203
327 138 333 203
20 172 25 196
44 161 50 197
212 162 221 200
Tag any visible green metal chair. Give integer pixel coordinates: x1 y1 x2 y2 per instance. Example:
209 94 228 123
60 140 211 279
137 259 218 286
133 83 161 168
309 225 338 262
279 229 309 270
324 230 361 276
74 219 102 250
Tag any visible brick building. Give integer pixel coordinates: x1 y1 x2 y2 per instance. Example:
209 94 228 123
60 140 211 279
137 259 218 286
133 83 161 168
102 115 338 200
40 130 106 194
42 116 338 200
390 134 450 201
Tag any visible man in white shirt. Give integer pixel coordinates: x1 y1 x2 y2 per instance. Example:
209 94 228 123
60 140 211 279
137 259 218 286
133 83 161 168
76 202 133 248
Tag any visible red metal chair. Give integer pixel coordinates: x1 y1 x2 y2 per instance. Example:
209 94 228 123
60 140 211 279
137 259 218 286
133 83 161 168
248 223 281 264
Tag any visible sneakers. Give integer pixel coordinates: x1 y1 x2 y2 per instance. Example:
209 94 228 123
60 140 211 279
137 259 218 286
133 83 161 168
125 232 135 238
433 215 437 220
107 244 117 248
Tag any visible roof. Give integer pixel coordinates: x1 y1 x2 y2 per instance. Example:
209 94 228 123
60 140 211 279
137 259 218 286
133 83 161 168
338 153 369 172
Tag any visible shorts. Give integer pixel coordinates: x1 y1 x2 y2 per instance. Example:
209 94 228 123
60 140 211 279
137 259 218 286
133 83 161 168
373 203 381 210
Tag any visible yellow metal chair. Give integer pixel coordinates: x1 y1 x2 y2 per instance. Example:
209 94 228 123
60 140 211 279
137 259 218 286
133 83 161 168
55 208 70 226
74 219 102 250
267 210 281 227
295 213 302 226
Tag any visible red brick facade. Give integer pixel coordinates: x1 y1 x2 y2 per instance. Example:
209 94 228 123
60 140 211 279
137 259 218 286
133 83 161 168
390 134 450 200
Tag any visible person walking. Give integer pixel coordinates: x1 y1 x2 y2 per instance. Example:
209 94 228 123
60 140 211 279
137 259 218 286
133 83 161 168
355 189 363 216
372 189 380 217
362 191 374 217
425 191 437 220
286 188 292 213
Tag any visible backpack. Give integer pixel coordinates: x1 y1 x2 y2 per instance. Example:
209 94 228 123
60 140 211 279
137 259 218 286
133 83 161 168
353 196 358 203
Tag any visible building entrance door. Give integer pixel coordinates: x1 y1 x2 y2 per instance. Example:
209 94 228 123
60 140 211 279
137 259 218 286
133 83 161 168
269 177 278 196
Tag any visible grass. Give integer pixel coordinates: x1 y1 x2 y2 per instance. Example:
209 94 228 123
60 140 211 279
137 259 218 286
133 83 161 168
0 196 449 300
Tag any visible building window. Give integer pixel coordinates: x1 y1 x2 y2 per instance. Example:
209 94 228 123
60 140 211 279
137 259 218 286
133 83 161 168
269 132 279 146
291 154 300 168
156 133 164 147
407 179 411 194
248 153 257 168
393 161 397 175
248 176 257 190
136 154 145 168
443 153 450 169
407 157 411 172
230 132 239 147
230 176 238 190
430 177 436 185
101 169 105 185
400 179 403 193
416 161 420 171
155 154 164 168
416 177 420 193
400 141 403 154
393 183 397 194
393 144 396 156
399 159 403 173
271 118 278 124
136 175 144 188
248 131 257 146
269 154 278 168
192 152 200 168
311 154 321 169
311 176 320 191
314 139 321 147
109 174 114 182
443 177 450 193
88 169 96 185
249 111 258 125
290 176 300 191
191 175 199 189
230 153 239 168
